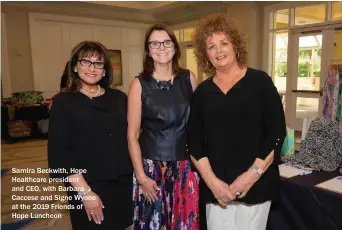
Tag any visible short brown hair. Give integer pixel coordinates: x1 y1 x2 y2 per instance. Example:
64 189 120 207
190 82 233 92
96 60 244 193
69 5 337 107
193 13 248 75
66 41 113 92
142 24 181 76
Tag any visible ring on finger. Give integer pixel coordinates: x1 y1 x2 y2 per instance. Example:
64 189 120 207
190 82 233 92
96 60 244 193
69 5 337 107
144 193 150 201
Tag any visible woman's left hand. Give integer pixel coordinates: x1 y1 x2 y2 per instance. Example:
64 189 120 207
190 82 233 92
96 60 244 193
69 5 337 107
83 191 104 225
231 169 260 199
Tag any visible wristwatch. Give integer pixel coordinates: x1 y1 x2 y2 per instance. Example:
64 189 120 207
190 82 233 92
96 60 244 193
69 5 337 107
251 164 264 176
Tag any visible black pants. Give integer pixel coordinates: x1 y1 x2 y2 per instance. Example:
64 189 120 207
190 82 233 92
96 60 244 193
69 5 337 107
67 174 132 230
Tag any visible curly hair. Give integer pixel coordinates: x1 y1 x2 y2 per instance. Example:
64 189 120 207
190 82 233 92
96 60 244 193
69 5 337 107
193 13 248 75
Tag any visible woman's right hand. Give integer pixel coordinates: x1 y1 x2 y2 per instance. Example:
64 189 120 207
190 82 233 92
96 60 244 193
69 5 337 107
83 191 104 225
139 177 160 203
209 177 236 207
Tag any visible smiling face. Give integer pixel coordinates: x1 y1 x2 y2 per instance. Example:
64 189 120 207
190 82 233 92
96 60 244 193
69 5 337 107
206 32 237 70
148 30 175 65
75 54 105 86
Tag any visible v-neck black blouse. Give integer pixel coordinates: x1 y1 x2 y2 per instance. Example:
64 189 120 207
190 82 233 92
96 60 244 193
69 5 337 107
188 67 287 204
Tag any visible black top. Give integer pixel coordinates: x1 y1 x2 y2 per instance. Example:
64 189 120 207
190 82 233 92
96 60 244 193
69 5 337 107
188 67 287 204
48 89 132 183
137 69 193 161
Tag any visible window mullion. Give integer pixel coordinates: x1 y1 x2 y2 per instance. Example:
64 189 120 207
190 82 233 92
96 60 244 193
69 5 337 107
327 2 332 21
180 29 184 42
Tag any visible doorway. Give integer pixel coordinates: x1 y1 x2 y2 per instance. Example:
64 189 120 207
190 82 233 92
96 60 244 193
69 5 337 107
287 30 325 131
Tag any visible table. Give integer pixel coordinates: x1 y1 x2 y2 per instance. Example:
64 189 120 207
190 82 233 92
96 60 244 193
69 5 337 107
198 171 342 230
1 105 49 142
267 171 342 230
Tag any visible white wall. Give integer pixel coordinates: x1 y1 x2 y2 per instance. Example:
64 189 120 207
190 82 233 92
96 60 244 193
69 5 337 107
226 2 263 69
2 11 35 94
29 13 150 98
1 13 12 97
1 1 156 96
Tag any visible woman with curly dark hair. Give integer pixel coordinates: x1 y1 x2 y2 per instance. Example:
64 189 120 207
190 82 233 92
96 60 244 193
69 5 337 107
188 13 287 230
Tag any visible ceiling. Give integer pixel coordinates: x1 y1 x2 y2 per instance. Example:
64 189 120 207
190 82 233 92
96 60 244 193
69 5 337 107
85 1 175 10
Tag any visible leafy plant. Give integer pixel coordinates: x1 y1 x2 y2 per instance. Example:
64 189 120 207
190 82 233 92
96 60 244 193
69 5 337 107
275 62 287 77
11 91 44 105
298 62 309 77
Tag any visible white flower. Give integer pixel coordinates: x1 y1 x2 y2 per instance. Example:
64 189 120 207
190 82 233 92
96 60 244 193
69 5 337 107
150 211 160 230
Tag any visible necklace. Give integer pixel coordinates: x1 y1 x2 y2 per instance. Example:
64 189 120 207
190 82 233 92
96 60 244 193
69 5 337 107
152 73 174 85
79 85 101 99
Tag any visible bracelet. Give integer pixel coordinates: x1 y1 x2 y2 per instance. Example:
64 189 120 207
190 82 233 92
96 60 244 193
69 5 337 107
138 178 148 185
251 164 264 176
78 186 92 197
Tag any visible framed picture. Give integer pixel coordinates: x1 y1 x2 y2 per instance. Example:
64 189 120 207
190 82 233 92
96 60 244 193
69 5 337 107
108 50 122 86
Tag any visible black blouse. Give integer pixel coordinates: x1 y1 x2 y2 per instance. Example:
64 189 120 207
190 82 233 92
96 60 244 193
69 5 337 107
48 89 132 183
188 67 287 204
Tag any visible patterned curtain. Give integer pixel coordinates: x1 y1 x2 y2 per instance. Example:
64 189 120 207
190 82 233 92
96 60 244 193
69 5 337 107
323 64 342 126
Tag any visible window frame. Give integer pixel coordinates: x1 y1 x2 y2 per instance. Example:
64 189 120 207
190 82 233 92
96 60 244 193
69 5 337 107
263 1 342 77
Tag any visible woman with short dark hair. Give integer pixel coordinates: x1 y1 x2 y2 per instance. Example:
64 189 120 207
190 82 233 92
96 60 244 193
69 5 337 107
48 41 132 229
60 61 69 90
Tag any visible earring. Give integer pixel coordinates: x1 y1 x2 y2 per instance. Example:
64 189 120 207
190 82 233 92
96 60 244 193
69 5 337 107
102 71 105 77
74 67 77 72
206 61 211 70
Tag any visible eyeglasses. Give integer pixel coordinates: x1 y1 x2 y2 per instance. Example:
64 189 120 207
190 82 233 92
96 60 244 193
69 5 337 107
78 59 105 69
148 40 174 49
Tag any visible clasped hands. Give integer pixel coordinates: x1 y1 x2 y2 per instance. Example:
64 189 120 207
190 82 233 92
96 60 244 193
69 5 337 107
210 169 260 207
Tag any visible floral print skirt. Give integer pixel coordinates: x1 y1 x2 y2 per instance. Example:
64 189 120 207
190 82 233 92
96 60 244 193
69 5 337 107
132 159 200 230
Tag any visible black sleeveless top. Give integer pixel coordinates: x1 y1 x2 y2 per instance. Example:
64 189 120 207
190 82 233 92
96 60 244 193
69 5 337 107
137 69 193 161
